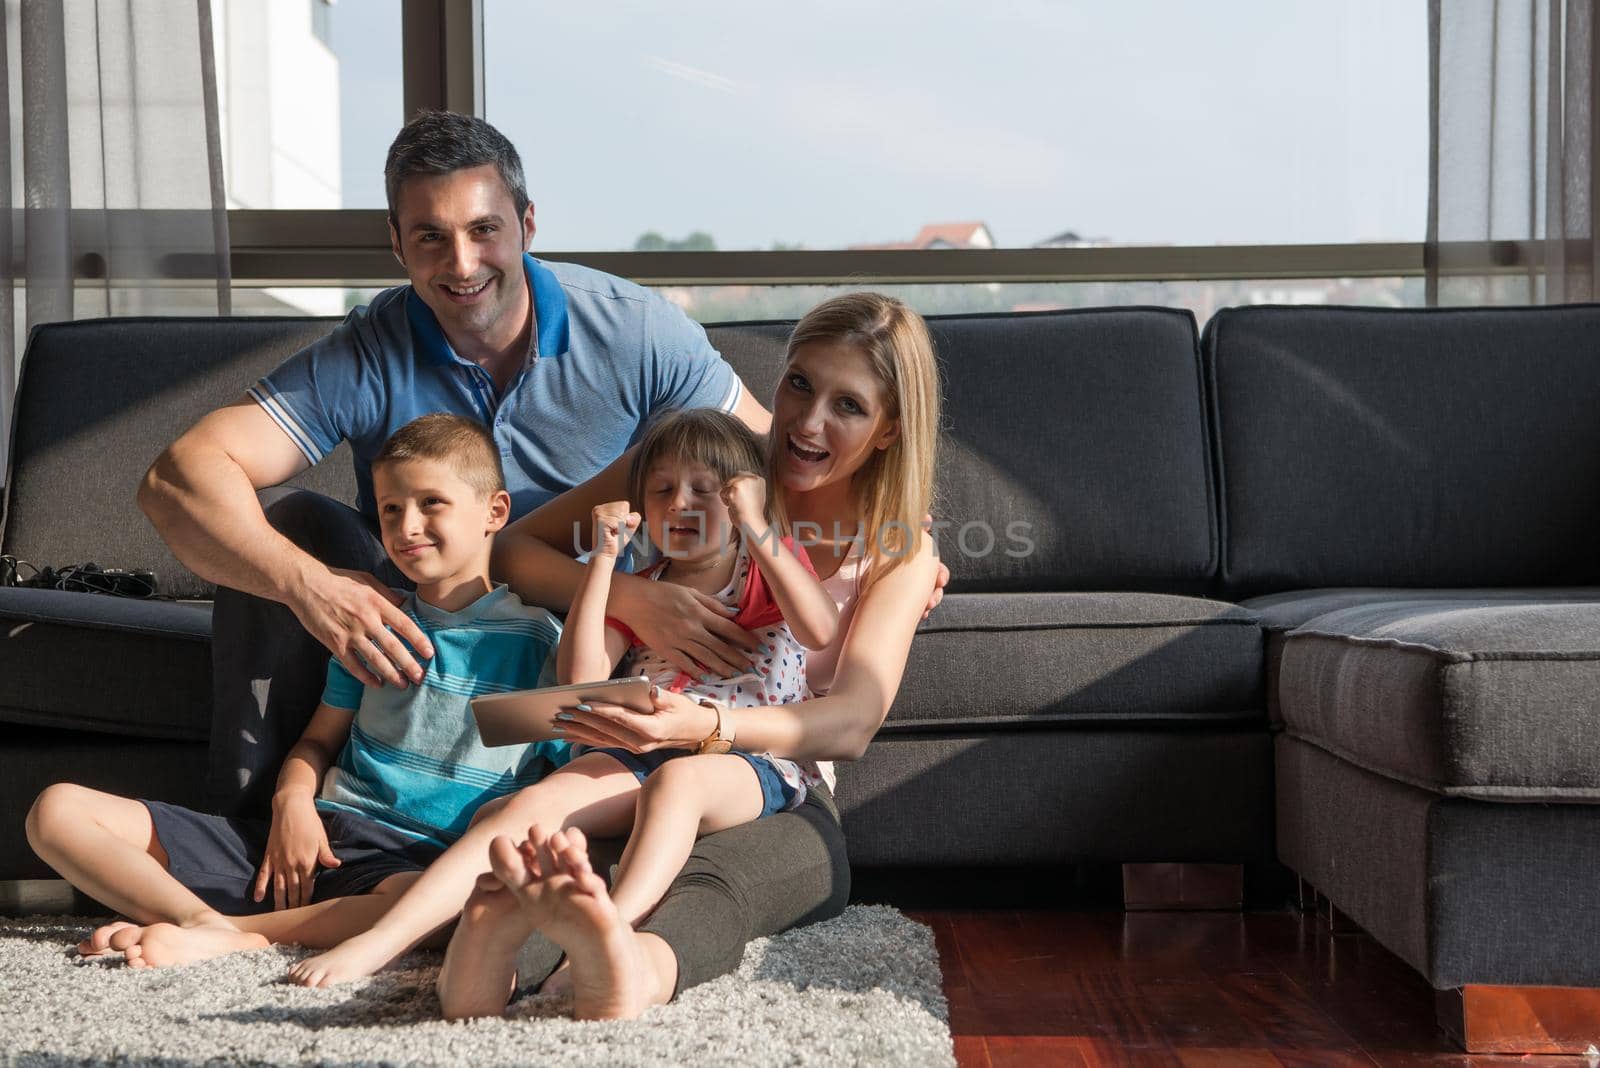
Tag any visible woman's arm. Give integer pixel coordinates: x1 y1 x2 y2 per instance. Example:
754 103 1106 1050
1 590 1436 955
727 534 937 760
557 532 940 763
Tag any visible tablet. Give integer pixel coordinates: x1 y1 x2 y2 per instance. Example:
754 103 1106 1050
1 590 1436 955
471 675 655 746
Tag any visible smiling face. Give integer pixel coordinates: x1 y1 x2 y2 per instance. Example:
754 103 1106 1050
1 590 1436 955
641 458 736 563
772 339 901 496
373 456 510 588
389 164 535 358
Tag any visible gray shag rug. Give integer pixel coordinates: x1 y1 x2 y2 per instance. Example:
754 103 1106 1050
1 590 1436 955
0 905 952 1067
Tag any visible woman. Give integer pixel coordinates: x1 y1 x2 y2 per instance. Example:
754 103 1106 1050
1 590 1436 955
435 292 945 1020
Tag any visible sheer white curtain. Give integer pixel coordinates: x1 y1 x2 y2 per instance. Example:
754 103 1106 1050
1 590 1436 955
1428 0 1599 305
0 0 229 479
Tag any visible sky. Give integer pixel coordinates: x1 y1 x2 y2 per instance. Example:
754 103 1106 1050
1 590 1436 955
331 0 1428 252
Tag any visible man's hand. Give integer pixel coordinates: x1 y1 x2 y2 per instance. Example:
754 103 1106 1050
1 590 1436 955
292 567 435 688
610 575 759 678
590 501 641 560
720 472 767 533
255 793 341 910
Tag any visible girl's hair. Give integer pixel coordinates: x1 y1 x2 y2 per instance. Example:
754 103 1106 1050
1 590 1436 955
769 293 942 593
628 407 767 516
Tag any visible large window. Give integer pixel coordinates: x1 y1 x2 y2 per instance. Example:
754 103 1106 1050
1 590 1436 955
483 0 1426 254
228 2 1461 317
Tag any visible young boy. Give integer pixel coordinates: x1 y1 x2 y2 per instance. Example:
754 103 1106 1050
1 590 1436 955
24 414 569 969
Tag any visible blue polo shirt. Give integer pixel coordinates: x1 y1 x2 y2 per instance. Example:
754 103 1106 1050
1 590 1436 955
248 254 742 520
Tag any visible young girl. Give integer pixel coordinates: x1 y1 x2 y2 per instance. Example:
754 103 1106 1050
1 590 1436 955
547 407 840 926
286 408 837 986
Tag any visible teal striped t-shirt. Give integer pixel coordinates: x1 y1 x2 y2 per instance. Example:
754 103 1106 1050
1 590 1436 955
316 584 569 846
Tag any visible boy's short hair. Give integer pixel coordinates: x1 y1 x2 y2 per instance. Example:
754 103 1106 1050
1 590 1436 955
373 414 506 497
628 408 765 506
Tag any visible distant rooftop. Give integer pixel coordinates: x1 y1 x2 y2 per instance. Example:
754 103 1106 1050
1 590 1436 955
851 221 995 251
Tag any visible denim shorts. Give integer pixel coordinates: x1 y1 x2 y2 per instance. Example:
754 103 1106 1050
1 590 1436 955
141 800 444 916
590 747 798 818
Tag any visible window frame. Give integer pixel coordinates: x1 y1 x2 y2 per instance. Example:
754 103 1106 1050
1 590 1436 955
214 2 1545 293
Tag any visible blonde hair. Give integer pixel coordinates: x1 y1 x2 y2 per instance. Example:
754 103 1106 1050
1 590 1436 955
629 407 766 513
769 293 941 593
372 413 506 497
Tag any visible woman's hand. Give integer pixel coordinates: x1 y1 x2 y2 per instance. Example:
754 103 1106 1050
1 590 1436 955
921 515 949 620
555 685 718 753
924 559 950 620
609 574 760 677
590 500 640 560
255 793 341 910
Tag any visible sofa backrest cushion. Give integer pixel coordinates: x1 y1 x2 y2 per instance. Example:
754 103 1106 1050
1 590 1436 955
709 307 1217 592
3 317 356 600
1206 305 1600 598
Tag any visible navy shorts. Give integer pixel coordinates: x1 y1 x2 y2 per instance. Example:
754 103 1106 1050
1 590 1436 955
590 747 798 819
142 800 445 916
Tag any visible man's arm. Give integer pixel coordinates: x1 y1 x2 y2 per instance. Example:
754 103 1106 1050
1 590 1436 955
138 398 434 688
731 378 772 436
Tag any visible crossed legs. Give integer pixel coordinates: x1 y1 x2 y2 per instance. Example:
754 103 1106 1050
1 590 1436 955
26 783 425 968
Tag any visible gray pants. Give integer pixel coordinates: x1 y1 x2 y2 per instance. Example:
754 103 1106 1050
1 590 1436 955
207 488 851 995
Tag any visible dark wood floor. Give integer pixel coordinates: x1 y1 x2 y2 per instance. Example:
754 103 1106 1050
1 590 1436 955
909 909 1592 1067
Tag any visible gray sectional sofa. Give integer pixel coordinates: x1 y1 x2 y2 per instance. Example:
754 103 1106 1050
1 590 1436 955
2 304 1597 1014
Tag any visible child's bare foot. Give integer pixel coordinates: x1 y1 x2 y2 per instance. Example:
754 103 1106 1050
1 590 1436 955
77 920 139 958
539 959 573 998
286 930 399 988
110 922 269 969
436 872 539 1019
489 826 654 1021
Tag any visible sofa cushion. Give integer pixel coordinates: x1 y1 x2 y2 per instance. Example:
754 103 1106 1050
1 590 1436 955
1244 586 1600 723
1205 305 1600 599
1276 593 1600 799
3 318 358 600
0 588 212 740
881 591 1262 732
709 308 1218 593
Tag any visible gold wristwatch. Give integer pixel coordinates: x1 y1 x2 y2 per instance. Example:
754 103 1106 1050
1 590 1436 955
696 698 735 755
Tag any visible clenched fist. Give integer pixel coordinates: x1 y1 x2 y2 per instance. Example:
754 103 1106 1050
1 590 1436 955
720 472 768 533
591 500 641 559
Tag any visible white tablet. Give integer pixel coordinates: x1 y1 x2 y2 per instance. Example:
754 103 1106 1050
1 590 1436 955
471 675 655 746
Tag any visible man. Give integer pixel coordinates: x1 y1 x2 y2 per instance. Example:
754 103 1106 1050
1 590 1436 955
140 111 770 818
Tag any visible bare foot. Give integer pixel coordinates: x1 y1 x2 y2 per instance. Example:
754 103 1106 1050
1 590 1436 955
436 872 539 1020
539 958 573 998
286 930 400 988
489 827 654 1021
109 923 268 969
77 920 139 958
